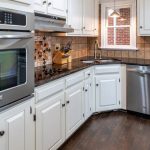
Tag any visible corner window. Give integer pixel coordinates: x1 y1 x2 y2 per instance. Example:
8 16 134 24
101 0 136 50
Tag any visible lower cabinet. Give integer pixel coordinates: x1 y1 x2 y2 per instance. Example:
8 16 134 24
95 74 120 112
0 98 35 150
36 92 65 150
65 82 84 139
34 65 122 150
84 77 93 120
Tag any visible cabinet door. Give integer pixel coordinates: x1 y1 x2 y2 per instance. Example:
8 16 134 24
67 0 83 35
66 83 84 138
84 78 93 120
0 99 35 150
138 0 150 35
94 0 99 36
36 93 65 150
96 74 120 112
47 0 66 17
82 0 95 35
34 0 47 14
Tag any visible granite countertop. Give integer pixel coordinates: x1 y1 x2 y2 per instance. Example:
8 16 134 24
35 56 150 87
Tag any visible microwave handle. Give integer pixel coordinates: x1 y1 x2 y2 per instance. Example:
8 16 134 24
0 34 33 39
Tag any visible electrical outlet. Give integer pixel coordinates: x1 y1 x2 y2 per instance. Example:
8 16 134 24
55 43 61 51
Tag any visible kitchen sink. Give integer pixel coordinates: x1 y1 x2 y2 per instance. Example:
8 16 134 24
81 58 120 64
95 59 117 63
81 60 95 64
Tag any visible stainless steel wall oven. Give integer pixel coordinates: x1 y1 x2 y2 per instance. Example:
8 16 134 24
0 8 34 110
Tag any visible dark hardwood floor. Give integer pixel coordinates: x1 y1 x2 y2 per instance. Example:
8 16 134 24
59 111 150 150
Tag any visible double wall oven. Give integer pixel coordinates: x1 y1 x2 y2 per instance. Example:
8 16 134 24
0 8 34 110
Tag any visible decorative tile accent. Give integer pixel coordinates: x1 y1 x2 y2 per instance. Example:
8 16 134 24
34 33 88 67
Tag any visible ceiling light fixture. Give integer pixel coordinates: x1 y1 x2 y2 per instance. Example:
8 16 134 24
110 0 120 18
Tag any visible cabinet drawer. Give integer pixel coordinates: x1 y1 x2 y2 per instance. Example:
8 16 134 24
95 66 120 75
35 80 65 103
66 72 84 88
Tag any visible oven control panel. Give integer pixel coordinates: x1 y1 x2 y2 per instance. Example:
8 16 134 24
0 11 26 26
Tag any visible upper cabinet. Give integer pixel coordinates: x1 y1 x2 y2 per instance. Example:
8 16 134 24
47 0 66 17
82 0 95 35
34 0 47 14
0 0 33 12
34 0 67 17
67 0 83 35
138 0 150 36
67 0 99 36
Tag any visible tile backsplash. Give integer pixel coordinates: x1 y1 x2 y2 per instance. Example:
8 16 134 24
87 36 150 60
35 33 88 67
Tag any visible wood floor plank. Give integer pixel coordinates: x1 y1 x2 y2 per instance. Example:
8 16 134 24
59 111 150 150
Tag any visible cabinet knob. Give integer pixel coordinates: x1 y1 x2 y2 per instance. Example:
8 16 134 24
96 84 99 87
43 0 46 5
66 101 70 104
0 131 5 136
48 2 52 6
88 73 91 76
83 27 86 30
62 104 65 107
85 89 88 92
140 26 143 29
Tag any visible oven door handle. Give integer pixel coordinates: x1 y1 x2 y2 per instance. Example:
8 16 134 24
0 34 33 39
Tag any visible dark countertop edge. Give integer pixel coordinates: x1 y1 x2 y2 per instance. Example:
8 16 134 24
35 57 150 87
35 65 91 87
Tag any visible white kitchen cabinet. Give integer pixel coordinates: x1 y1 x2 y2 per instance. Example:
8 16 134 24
68 0 99 36
0 98 35 150
95 65 121 112
36 92 65 150
95 74 120 112
0 0 33 12
67 0 83 35
34 0 47 14
138 0 150 35
84 77 93 120
34 0 66 17
94 0 99 36
65 82 84 139
82 0 95 35
47 0 66 17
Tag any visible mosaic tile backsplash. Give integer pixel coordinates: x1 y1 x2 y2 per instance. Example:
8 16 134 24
35 33 88 67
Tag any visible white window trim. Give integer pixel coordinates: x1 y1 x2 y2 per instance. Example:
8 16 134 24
101 0 137 50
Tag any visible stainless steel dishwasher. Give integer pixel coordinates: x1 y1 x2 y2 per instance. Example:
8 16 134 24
127 65 150 115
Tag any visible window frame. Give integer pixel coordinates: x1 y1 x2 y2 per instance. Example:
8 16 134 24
101 0 137 50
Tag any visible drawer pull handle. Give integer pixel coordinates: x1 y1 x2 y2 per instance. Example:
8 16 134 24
0 131 5 136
